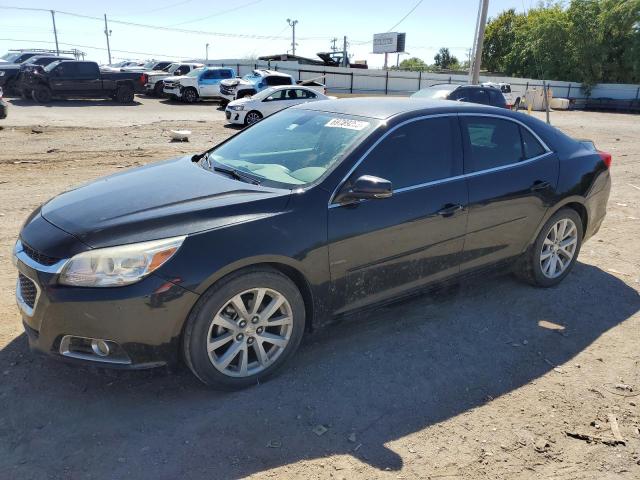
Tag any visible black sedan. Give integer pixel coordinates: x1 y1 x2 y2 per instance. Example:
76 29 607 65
412 84 509 108
13 98 611 389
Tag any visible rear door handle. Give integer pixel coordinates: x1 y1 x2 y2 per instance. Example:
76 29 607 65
437 204 464 217
530 180 551 192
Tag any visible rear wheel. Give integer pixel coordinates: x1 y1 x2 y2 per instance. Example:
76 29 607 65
517 208 583 287
244 110 263 126
115 85 134 103
183 267 305 390
32 85 52 103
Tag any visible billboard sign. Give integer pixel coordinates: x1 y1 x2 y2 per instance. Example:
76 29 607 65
373 32 406 54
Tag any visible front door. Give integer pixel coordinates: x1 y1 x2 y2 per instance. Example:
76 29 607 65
458 115 559 271
328 116 468 314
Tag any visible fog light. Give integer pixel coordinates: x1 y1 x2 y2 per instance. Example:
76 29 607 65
91 339 110 357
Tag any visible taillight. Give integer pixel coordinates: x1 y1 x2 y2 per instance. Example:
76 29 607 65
598 150 612 168
140 73 148 85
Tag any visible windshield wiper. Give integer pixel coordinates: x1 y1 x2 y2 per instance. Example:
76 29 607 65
212 164 261 185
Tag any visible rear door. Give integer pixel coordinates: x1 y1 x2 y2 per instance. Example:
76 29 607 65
459 114 558 272
328 116 468 313
74 62 102 95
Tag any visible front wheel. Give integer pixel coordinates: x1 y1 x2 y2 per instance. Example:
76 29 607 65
32 85 52 103
244 110 263 126
182 87 198 103
183 267 306 389
516 208 583 287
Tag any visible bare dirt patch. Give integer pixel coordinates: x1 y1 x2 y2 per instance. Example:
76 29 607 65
0 102 638 479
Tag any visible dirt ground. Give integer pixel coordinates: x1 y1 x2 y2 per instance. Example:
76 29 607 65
0 97 639 480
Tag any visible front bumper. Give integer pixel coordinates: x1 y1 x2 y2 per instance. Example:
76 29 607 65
13 239 199 369
220 92 236 102
225 108 247 124
163 86 182 98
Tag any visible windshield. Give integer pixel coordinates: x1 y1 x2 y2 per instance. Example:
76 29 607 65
241 72 262 83
250 87 279 100
185 68 205 78
208 109 379 187
166 64 180 73
1 53 20 62
411 85 457 99
44 61 62 72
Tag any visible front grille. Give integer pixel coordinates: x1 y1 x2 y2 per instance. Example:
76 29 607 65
18 273 37 309
164 81 177 88
22 242 60 266
220 84 235 96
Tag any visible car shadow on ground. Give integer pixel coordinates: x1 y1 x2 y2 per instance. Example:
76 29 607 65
7 98 143 108
158 98 226 108
0 263 638 479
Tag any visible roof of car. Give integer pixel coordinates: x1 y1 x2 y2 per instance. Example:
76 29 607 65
254 69 291 77
295 96 506 119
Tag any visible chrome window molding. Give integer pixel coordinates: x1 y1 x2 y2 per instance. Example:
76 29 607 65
328 112 553 209
13 239 69 274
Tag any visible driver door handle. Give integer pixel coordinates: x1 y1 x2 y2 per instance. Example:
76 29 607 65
437 204 464 217
530 180 551 192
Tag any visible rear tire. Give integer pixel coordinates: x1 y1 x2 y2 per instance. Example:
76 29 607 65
516 208 583 287
183 267 306 390
114 85 134 103
32 85 52 103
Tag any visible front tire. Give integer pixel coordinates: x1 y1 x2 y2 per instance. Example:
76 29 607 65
153 81 165 97
517 208 583 287
183 267 306 389
182 87 198 103
244 110 263 126
32 85 52 103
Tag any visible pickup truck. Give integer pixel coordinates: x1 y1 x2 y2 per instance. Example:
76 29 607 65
219 69 326 103
21 60 147 103
144 62 204 97
163 66 235 103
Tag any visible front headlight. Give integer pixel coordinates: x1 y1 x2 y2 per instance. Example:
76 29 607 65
59 236 186 287
228 105 245 111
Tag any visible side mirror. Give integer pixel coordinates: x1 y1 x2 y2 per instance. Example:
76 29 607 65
335 175 393 204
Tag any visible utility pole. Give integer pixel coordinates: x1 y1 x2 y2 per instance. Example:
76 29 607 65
470 0 489 84
206 43 209 61
103 14 112 65
384 52 388 70
50 10 59 55
330 37 338 53
342 36 348 67
286 18 298 56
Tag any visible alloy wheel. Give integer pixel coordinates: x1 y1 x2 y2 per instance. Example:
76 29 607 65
246 112 261 125
540 218 578 279
206 288 293 377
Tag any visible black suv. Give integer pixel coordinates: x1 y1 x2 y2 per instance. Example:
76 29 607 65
412 84 508 108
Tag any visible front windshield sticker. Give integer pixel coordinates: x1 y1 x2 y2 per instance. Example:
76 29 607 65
325 118 370 131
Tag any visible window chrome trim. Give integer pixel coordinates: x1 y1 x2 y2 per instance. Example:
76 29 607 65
328 111 553 209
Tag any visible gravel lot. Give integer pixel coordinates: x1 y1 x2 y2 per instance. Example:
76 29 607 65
0 96 639 480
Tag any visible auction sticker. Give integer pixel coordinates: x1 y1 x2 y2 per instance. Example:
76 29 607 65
325 118 370 131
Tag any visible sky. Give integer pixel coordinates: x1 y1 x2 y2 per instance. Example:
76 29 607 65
0 0 531 68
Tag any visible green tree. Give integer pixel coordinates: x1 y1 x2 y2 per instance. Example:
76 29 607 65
433 48 458 69
398 57 430 71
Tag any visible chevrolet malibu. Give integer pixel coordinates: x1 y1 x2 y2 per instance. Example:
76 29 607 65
13 98 611 389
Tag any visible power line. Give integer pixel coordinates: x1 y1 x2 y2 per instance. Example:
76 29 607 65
387 0 424 32
143 0 194 15
0 5 330 41
168 0 263 27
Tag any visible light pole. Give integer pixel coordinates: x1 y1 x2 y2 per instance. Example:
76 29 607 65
286 18 298 56
206 43 209 61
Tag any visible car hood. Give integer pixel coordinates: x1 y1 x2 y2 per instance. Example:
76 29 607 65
0 63 20 72
41 156 291 248
228 96 255 107
164 75 185 83
220 78 252 88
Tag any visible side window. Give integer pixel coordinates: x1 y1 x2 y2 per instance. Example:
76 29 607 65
300 89 316 99
467 89 490 105
264 90 286 101
266 76 293 86
76 62 97 78
352 117 459 190
220 69 233 79
520 126 546 159
461 117 523 172
448 88 464 101
176 65 189 75
202 70 217 79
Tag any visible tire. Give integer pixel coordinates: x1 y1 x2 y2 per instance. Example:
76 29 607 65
183 267 306 390
244 110 263 126
20 89 31 100
31 85 52 103
153 81 164 97
516 208 583 287
114 85 134 103
182 87 198 103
